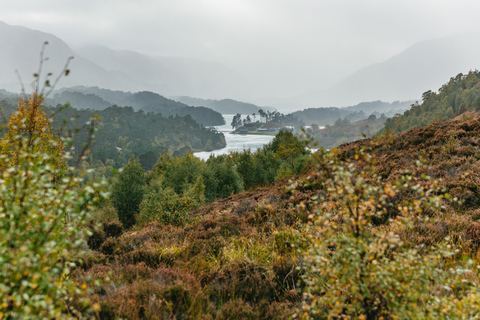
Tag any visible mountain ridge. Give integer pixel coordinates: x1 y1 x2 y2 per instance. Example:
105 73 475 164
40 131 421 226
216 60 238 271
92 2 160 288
287 33 480 108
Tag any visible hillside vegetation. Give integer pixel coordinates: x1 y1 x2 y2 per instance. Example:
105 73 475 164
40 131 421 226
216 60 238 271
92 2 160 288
52 87 225 126
291 100 410 126
53 105 226 171
383 70 480 134
8 62 480 319
68 115 480 319
0 97 226 171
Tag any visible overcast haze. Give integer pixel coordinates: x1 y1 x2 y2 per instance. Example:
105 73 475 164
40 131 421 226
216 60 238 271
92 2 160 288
2 0 480 106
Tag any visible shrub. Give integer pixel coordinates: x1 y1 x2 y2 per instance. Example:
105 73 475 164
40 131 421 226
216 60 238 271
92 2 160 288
104 220 124 238
299 149 480 319
139 187 195 226
0 92 105 319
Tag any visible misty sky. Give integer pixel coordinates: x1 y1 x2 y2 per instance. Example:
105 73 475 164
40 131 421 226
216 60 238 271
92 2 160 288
2 0 480 99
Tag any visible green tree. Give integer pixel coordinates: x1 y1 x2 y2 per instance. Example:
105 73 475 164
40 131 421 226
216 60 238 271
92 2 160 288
203 155 243 201
231 113 242 129
111 158 146 228
139 187 194 226
266 130 307 174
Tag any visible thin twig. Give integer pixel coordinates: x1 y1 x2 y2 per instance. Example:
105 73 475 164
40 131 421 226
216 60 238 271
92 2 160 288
44 56 74 97
35 41 49 92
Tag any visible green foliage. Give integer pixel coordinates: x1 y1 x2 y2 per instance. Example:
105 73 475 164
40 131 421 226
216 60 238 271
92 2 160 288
382 71 480 135
51 87 225 126
51 105 226 169
299 149 480 319
203 155 244 201
0 101 106 318
231 113 242 129
111 158 146 229
139 187 195 226
151 152 244 204
266 130 308 174
155 153 205 195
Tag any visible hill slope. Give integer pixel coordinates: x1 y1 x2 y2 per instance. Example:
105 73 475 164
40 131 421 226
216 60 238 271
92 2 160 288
75 114 480 318
172 96 276 114
0 21 150 93
50 87 225 126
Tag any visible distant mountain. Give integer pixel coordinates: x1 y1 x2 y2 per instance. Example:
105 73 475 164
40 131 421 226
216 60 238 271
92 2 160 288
171 96 276 114
76 45 247 99
0 21 151 93
0 21 246 100
50 87 225 126
294 34 480 107
291 100 412 125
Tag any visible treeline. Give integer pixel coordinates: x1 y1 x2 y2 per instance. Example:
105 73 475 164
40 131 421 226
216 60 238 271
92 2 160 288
291 100 411 126
383 71 480 134
51 105 226 171
108 130 312 229
50 86 225 126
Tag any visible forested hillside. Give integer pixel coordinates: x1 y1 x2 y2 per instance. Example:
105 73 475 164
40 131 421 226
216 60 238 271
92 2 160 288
51 105 226 170
383 70 480 134
291 100 410 126
51 87 225 126
0 96 226 171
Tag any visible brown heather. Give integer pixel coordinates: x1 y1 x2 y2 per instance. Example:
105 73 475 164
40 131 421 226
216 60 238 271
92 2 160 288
74 116 480 319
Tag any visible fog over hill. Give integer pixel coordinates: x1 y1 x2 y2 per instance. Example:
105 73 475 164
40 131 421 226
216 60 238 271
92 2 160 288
3 20 480 113
0 21 150 93
288 34 480 109
171 96 276 114
76 45 247 99
0 21 245 99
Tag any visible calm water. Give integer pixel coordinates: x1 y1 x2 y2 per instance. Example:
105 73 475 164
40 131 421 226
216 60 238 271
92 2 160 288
194 114 275 160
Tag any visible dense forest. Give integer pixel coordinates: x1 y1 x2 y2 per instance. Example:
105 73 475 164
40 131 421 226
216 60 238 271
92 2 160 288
51 86 225 126
53 105 226 170
0 97 226 171
383 70 480 134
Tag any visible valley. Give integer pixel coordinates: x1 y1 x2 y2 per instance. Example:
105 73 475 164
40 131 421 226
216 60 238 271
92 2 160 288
3 8 480 319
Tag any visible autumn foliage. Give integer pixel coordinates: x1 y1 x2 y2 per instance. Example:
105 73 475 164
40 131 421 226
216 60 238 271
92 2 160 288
0 92 66 171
